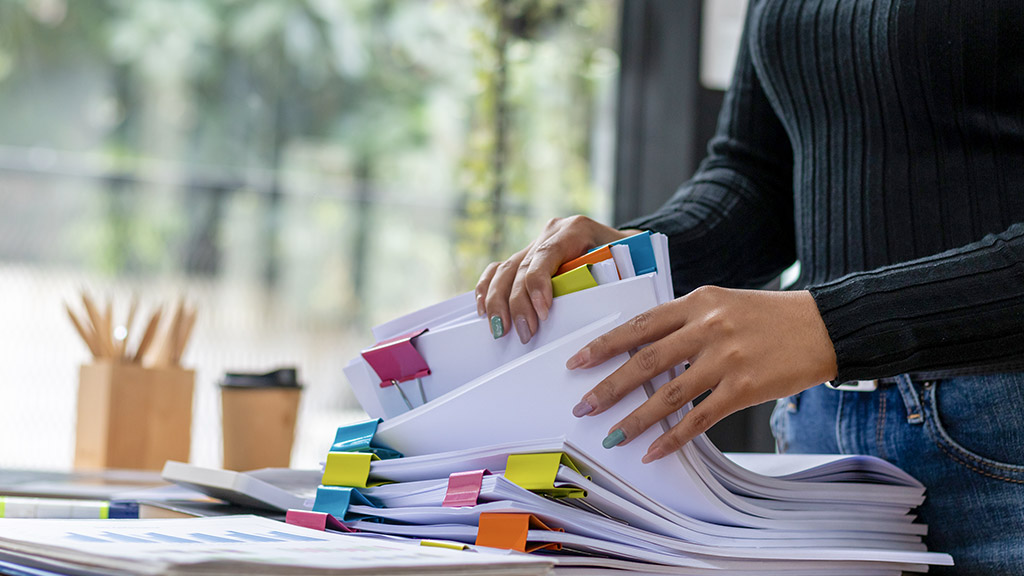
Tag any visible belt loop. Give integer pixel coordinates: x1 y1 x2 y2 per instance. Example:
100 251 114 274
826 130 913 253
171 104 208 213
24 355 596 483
894 374 924 425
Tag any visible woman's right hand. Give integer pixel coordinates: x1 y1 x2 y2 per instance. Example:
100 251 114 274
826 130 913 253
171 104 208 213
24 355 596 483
475 215 638 344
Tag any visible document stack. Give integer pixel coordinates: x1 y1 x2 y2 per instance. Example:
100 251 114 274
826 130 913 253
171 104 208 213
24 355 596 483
306 232 954 574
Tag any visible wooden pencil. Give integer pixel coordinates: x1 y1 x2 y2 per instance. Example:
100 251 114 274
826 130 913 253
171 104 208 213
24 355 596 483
65 303 101 359
134 308 163 364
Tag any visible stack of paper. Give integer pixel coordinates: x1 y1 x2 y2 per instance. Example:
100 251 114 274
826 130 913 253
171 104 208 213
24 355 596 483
0 515 552 575
323 232 953 574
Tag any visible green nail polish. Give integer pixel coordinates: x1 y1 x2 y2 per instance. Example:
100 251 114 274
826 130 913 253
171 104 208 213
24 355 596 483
490 316 504 339
602 428 626 449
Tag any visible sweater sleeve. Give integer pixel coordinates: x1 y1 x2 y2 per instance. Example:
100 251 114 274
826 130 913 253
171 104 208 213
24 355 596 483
810 222 1024 382
620 1 796 296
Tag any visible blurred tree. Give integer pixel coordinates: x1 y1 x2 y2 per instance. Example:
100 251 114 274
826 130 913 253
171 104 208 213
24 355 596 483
0 0 619 327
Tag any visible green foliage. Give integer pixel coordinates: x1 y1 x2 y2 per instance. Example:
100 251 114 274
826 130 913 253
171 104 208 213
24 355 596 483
0 0 619 329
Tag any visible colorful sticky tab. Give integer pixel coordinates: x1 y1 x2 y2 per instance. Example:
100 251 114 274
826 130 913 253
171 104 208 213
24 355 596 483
555 246 614 276
361 328 431 387
285 510 356 533
420 540 470 551
607 231 656 275
311 486 378 521
504 453 587 499
330 420 403 460
322 452 382 488
551 265 599 298
475 513 562 553
442 469 491 508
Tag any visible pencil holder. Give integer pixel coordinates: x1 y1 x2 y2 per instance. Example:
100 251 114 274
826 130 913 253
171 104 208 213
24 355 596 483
74 362 194 470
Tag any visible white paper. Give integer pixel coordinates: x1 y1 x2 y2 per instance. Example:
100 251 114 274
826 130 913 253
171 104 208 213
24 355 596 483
161 461 320 511
0 515 553 575
589 259 620 285
610 244 635 280
351 274 663 419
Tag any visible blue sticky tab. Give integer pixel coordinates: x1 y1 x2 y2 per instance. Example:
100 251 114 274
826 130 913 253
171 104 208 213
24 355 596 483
608 231 657 275
330 419 403 460
312 486 379 522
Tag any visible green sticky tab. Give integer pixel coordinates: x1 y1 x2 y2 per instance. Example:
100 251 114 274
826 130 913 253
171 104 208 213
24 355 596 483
505 453 586 498
0 497 6 518
551 265 598 298
322 452 381 488
100 502 109 520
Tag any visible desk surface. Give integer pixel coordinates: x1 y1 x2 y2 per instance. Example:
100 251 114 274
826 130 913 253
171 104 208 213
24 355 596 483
0 468 165 500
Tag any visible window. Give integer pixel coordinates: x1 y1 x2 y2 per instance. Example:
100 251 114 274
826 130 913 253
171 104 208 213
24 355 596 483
0 0 621 468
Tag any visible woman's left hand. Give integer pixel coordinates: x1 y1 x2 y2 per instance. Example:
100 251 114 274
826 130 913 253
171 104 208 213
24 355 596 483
566 286 838 462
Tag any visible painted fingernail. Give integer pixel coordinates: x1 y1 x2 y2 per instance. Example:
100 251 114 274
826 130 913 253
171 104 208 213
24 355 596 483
514 315 531 344
571 397 594 417
476 294 485 316
531 291 549 322
602 428 626 449
642 445 666 464
490 316 504 339
566 347 590 370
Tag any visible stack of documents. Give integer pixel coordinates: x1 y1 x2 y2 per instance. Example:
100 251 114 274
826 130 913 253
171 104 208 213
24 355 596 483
321 232 953 574
0 515 552 575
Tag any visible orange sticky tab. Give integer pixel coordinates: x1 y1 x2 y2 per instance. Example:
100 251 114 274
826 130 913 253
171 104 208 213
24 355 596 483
555 246 614 276
475 513 562 553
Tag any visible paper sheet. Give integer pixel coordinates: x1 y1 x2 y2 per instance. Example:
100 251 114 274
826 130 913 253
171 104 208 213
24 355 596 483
0 515 552 575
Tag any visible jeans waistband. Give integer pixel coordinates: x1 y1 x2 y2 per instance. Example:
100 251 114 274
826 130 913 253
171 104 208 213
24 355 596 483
832 361 1024 390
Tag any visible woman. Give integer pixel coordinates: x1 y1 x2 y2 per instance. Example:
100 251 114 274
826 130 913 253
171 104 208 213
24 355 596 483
476 1 1024 573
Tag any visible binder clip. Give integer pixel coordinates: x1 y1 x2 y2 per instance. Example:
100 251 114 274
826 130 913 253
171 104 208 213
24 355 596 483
285 510 357 533
504 453 588 499
330 419 403 460
442 469 491 508
475 513 563 553
312 486 380 522
361 328 431 410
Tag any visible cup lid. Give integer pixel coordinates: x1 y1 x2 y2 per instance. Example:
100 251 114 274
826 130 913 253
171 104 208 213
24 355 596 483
221 367 301 389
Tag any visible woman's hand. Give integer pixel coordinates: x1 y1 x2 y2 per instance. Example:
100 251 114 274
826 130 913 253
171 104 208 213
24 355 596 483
475 215 638 343
566 286 838 462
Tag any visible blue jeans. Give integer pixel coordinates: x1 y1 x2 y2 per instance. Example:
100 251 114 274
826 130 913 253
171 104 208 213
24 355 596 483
770 373 1024 575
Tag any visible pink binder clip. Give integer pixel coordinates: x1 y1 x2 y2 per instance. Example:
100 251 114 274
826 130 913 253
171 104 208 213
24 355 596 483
442 469 491 508
361 328 431 409
285 509 357 533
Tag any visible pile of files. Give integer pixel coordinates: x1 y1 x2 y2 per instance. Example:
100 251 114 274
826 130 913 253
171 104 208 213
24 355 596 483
306 232 954 574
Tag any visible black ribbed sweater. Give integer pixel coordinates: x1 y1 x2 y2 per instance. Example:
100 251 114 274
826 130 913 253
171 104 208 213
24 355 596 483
622 0 1024 382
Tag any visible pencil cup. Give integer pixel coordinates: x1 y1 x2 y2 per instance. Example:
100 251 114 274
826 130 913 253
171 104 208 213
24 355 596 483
220 368 302 471
74 362 194 470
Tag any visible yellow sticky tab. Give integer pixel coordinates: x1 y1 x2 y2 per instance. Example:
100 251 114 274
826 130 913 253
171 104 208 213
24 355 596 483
322 452 380 488
420 539 469 551
550 265 598 298
504 453 586 498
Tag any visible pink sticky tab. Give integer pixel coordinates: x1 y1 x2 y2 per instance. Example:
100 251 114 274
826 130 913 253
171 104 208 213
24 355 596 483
442 469 490 508
286 510 356 533
361 328 431 387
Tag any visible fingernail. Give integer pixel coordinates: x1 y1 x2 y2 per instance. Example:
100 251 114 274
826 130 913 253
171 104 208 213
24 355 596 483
571 397 594 417
476 294 485 316
514 315 531 344
602 428 626 449
490 316 504 339
530 291 548 322
642 445 666 464
566 347 590 370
